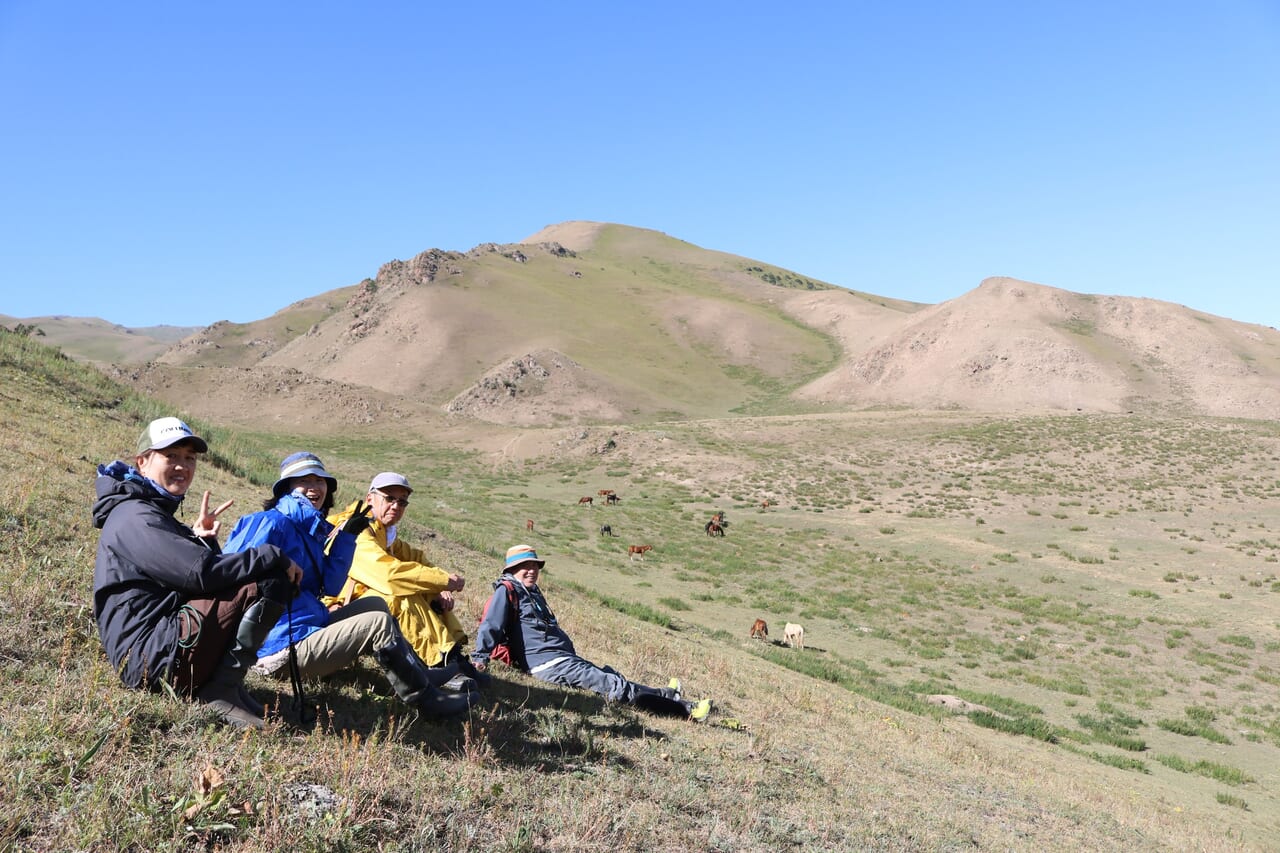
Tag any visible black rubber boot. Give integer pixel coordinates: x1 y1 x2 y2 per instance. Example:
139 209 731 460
373 635 473 718
194 597 286 729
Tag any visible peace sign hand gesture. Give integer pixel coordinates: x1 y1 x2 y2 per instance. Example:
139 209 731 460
192 490 234 539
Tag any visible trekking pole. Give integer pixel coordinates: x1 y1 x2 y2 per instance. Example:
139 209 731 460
285 601 313 727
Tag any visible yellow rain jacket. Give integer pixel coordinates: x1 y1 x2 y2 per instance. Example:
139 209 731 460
329 500 467 666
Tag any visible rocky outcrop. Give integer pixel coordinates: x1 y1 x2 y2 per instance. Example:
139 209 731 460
375 249 462 290
445 350 627 426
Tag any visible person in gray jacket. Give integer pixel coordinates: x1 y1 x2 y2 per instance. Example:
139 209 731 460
92 417 302 729
471 544 711 720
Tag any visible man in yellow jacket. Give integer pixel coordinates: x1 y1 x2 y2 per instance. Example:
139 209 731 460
329 472 487 692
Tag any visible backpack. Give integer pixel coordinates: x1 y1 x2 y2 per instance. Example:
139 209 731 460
478 578 527 671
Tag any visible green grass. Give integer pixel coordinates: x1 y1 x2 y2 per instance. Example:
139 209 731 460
1062 745 1149 773
1217 792 1249 809
1154 754 1255 786
968 711 1060 742
1157 715 1233 744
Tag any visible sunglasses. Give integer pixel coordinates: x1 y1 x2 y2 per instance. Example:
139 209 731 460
373 490 410 507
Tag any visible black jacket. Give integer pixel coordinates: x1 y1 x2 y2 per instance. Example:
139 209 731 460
91 463 289 690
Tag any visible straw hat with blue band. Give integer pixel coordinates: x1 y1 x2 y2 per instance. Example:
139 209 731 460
504 544 545 571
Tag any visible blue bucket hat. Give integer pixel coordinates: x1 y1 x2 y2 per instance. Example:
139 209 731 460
272 452 338 498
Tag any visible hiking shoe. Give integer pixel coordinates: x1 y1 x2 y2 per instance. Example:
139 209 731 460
424 660 460 687
195 678 266 730
688 699 712 722
457 655 492 688
237 685 266 719
410 684 475 717
667 677 682 700
441 673 478 694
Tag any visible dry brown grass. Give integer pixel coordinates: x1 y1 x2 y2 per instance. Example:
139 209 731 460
2 329 1277 851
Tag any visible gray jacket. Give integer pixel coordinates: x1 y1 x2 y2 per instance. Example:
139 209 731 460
472 573 577 671
92 461 289 690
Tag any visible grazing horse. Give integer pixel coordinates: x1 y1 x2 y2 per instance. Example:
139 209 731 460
704 520 725 537
628 544 652 561
760 499 770 510
750 618 769 641
598 489 615 497
577 496 593 506
783 622 805 650
526 519 534 532
605 493 620 505
599 524 614 537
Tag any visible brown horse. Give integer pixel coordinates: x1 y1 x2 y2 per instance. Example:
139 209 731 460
577 496 593 506
628 544 653 561
750 619 769 640
597 489 615 497
526 519 534 532
705 520 725 537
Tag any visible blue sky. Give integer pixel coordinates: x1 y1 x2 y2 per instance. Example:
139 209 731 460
2 2 1277 329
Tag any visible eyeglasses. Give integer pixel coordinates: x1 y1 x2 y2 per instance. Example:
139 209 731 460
373 490 410 507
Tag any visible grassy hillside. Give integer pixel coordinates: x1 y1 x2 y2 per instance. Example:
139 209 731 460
1 329 1274 851
155 287 360 369
448 228 842 416
152 227 846 422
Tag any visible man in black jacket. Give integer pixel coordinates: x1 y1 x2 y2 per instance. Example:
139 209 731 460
92 417 302 728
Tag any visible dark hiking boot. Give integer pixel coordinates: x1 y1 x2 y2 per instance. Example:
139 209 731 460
456 655 491 689
441 673 478 694
195 675 266 729
632 681 712 720
445 647 492 689
631 683 694 718
195 596 286 729
237 685 266 719
424 660 461 687
413 684 473 717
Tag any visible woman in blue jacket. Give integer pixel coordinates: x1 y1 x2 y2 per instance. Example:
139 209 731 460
224 452 471 719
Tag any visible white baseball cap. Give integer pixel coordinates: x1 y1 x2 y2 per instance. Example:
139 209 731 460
136 417 208 455
369 472 413 494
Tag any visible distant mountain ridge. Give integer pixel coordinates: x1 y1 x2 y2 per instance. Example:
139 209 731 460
19 222 1280 424
0 314 199 364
